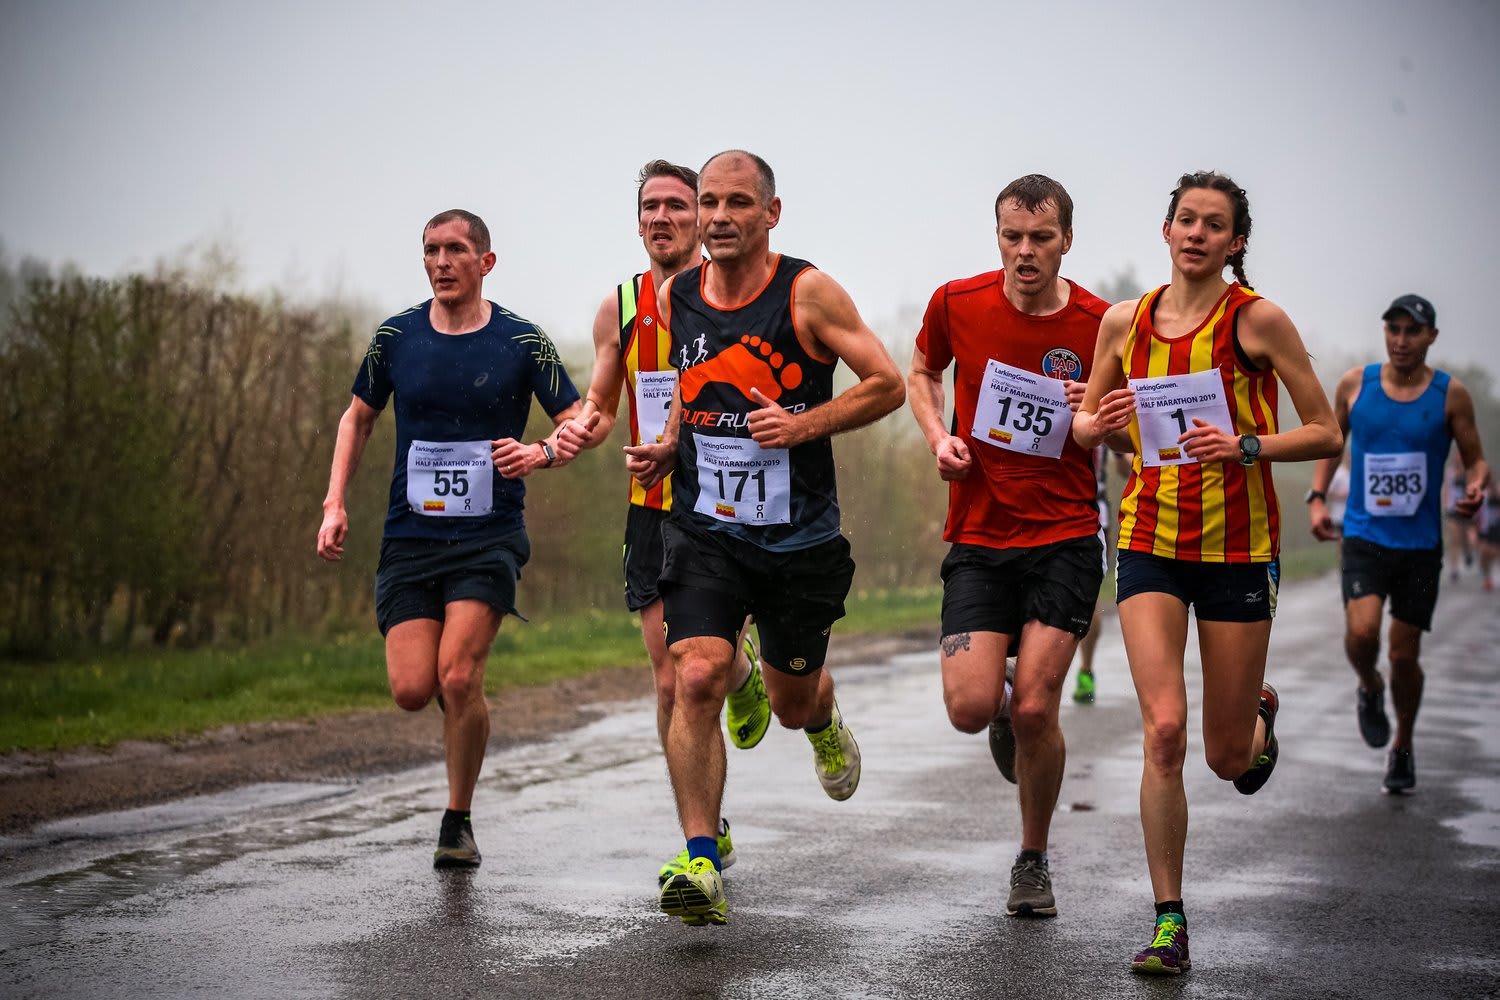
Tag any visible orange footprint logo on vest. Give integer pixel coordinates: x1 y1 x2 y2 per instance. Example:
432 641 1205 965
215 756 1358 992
681 335 803 405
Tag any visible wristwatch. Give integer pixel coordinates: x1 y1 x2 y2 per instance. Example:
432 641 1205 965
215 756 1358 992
1304 489 1326 504
540 441 556 468
1238 434 1262 466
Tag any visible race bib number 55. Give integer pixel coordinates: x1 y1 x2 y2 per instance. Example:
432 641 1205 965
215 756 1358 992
407 439 493 517
693 437 790 525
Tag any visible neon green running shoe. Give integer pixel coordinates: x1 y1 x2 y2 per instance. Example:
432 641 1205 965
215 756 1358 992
726 636 770 750
809 699 861 801
657 819 736 886
659 856 727 926
1072 671 1096 704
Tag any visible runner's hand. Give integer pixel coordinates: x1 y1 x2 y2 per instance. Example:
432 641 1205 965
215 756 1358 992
1456 483 1485 518
316 508 348 561
625 440 676 489
557 412 601 461
1180 419 1238 463
492 437 536 478
1063 379 1087 412
1309 499 1339 542
747 388 802 448
936 435 971 481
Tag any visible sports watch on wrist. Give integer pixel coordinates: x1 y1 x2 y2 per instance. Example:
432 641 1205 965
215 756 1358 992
1238 434 1262 466
540 441 556 468
1304 489 1326 504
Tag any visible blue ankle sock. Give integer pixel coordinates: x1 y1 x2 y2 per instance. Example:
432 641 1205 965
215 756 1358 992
686 836 720 871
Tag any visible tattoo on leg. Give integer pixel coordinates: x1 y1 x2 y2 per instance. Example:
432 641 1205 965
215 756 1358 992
941 632 972 658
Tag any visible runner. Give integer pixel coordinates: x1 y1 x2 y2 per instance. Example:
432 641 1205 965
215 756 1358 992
1070 446 1132 704
1073 171 1342 974
625 150 905 926
558 159 770 887
908 173 1109 919
1442 456 1478 580
1479 482 1500 592
316 209 584 868
1308 294 1490 791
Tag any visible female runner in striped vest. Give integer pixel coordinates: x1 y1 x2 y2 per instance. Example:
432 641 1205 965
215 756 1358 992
1072 172 1342 976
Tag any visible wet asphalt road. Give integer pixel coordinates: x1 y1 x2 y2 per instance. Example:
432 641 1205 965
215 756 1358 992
2 572 1499 1000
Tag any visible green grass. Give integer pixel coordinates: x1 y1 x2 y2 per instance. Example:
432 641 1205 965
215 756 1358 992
0 554 1341 754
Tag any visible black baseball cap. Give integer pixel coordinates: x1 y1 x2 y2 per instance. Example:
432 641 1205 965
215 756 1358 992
1382 294 1436 327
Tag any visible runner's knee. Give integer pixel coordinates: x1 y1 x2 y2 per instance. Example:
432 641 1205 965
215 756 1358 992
1143 718 1187 773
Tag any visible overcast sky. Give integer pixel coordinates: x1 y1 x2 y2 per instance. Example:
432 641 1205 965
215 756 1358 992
3 0 1497 378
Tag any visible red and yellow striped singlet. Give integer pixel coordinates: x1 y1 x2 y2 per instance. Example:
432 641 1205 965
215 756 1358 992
1118 283 1280 563
621 271 673 510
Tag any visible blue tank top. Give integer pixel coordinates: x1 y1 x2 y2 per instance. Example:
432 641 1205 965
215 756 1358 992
1343 364 1451 550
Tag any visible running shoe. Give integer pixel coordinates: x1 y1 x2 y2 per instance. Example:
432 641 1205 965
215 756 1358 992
432 811 482 869
1131 915 1191 975
1383 747 1416 793
1006 857 1057 918
1072 671 1096 704
988 659 1018 783
1357 685 1391 748
659 856 727 926
808 699 861 801
657 819 737 886
1233 682 1279 796
726 636 771 750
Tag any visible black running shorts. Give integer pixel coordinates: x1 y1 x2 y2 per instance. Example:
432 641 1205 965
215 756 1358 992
1340 536 1442 631
1115 549 1278 623
622 504 668 612
940 534 1104 640
374 530 530 635
659 517 854 676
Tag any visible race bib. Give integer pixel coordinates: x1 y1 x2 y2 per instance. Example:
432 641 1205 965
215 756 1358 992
407 439 493 517
633 369 677 444
1364 452 1426 517
1131 370 1235 467
971 359 1073 459
693 437 790 525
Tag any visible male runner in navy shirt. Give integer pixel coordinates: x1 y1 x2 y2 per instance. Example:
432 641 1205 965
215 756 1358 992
317 209 583 867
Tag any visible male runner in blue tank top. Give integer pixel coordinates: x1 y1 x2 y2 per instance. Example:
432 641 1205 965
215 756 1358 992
1308 294 1489 792
316 210 584 867
625 150 906 926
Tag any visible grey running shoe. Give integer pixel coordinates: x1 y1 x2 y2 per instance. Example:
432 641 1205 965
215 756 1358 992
1383 748 1416 793
433 813 481 869
1006 856 1057 918
988 659 1018 784
808 700 861 801
1357 685 1390 748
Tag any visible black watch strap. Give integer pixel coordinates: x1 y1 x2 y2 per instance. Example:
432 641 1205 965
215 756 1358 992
540 441 556 467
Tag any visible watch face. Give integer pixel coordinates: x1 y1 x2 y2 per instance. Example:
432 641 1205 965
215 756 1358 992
1242 435 1261 457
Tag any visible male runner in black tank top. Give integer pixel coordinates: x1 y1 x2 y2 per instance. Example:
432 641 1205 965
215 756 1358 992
626 150 906 926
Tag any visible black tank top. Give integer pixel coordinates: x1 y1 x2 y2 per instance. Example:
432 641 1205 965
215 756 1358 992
669 254 840 551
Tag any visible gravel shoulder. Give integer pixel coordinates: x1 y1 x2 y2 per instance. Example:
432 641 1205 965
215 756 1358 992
0 630 935 834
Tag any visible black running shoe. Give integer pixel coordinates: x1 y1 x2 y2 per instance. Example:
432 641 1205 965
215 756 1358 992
987 659 1018 784
433 811 482 869
1233 683 1279 795
1383 748 1416 794
1356 685 1390 748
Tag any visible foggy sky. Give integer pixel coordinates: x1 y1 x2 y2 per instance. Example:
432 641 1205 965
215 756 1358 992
2 0 1497 378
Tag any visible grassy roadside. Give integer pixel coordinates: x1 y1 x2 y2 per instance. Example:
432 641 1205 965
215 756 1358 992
0 586 945 753
1 545 1339 755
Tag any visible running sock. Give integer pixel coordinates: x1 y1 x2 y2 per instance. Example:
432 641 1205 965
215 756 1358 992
686 836 721 871
999 678 1014 718
1154 900 1186 924
438 809 470 843
1017 848 1047 865
804 717 832 735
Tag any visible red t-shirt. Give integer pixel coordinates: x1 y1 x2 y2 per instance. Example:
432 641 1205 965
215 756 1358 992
915 270 1108 549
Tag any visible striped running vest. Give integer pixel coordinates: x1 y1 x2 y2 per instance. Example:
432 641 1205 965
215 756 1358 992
619 271 673 510
1118 283 1281 563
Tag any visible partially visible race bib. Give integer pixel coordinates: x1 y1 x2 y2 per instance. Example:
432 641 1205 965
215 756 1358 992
1363 452 1426 517
1130 370 1235 467
407 439 493 517
633 370 677 444
693 436 790 525
971 359 1072 459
